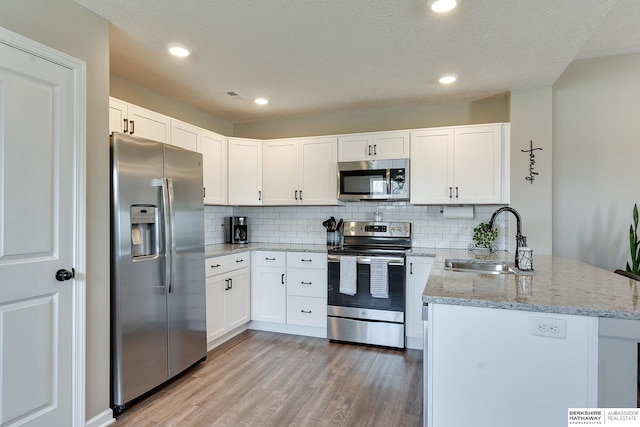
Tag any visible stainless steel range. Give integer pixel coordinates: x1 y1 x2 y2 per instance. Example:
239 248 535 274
327 221 411 349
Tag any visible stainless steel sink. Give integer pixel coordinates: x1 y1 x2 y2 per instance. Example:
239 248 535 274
444 259 516 274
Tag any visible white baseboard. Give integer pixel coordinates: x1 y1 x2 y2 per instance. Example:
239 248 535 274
207 324 250 352
85 408 115 427
249 320 327 338
406 336 424 350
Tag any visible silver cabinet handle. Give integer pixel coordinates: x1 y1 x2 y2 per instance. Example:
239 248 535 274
123 119 129 134
373 144 377 155
211 264 221 268
301 281 312 285
265 257 276 261
455 186 459 198
281 273 285 284
449 187 453 199
129 120 135 135
236 259 245 263
301 259 312 262
299 190 303 200
258 190 262 201
228 277 233 289
295 190 298 200
301 310 312 314
410 262 413 275
224 279 229 291
368 145 372 156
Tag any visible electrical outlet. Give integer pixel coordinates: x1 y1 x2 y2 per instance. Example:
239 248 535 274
530 316 567 339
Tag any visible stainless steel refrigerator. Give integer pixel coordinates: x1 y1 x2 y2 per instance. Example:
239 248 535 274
110 132 206 412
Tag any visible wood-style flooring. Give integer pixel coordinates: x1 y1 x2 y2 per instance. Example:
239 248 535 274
115 330 423 426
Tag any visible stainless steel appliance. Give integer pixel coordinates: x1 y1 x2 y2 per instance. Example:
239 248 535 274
110 132 206 413
338 159 409 201
225 216 248 244
327 221 411 348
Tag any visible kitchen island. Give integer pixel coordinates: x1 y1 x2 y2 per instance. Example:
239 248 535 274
422 251 640 427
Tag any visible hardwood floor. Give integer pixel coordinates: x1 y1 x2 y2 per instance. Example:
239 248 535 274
115 330 423 426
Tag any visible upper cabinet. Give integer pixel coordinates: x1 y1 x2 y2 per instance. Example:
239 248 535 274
200 130 227 205
410 123 509 205
338 130 409 161
228 138 263 206
170 119 200 151
109 97 170 143
262 136 338 206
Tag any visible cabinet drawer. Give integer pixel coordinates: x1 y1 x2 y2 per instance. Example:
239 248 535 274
206 252 250 277
287 296 327 328
287 269 327 298
286 252 327 269
253 251 286 268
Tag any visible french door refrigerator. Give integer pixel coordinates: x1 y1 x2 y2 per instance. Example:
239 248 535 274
110 132 206 412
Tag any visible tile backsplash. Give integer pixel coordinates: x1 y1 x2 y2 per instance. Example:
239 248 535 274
205 202 510 251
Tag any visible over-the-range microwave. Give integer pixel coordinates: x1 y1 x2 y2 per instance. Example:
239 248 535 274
338 158 409 201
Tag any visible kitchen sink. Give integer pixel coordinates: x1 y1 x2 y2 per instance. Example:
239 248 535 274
444 259 516 274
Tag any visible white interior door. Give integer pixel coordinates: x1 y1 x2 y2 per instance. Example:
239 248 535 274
0 30 85 426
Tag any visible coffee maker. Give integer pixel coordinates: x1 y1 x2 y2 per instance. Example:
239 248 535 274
225 217 248 244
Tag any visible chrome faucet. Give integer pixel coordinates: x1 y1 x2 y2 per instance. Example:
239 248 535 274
488 207 527 269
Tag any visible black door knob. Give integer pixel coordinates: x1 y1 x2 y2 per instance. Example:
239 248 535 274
55 268 75 282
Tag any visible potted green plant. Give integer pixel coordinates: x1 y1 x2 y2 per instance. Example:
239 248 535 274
627 204 640 276
617 204 640 281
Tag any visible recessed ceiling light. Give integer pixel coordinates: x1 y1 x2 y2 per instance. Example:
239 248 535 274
430 0 458 13
439 75 457 84
167 43 191 58
254 98 269 105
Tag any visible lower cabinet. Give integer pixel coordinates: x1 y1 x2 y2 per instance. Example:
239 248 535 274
250 250 328 337
251 251 287 323
405 255 434 349
285 252 327 328
205 253 251 348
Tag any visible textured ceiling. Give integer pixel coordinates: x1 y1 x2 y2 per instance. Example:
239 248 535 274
74 0 640 123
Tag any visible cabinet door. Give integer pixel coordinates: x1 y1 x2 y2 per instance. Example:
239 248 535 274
228 138 262 205
372 131 409 159
410 128 454 204
170 119 199 151
109 97 128 134
227 268 250 330
127 104 170 143
206 275 227 342
406 257 433 340
251 267 286 323
200 130 227 205
338 134 373 161
262 139 299 205
454 124 502 204
299 137 338 205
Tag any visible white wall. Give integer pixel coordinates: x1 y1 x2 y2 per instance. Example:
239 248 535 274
0 0 111 422
553 53 640 271
510 87 553 254
234 94 509 139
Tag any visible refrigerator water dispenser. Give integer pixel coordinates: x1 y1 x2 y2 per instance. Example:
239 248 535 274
130 205 157 258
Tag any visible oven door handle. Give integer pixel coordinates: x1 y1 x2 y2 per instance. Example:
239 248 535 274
328 255 404 266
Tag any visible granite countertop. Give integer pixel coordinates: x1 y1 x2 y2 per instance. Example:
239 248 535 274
423 250 640 320
205 242 328 258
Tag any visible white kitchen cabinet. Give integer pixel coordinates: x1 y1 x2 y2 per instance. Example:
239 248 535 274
251 251 287 324
228 138 263 206
286 252 327 328
410 123 509 205
205 253 251 347
426 303 598 427
262 136 338 206
298 136 338 205
170 119 199 151
108 97 170 143
338 130 409 161
200 130 227 205
262 139 299 205
405 255 433 349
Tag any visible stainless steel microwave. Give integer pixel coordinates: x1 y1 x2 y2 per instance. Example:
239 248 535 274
338 159 409 201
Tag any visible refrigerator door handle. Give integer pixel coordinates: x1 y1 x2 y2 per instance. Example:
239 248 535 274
161 178 171 294
166 178 177 294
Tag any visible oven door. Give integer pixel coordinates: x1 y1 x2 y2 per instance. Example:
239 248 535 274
327 254 405 320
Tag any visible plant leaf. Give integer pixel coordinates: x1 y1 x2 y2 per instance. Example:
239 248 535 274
634 203 639 228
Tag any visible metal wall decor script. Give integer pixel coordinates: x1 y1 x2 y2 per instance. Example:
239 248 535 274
521 140 542 184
